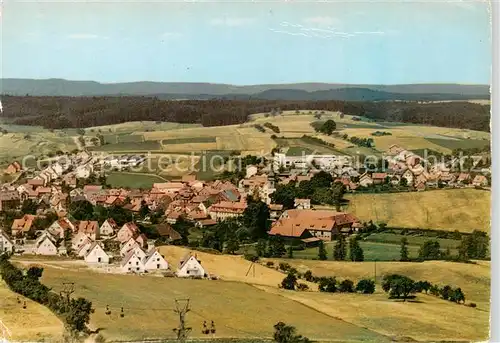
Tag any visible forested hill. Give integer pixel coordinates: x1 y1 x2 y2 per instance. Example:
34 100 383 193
1 96 491 132
1 78 490 99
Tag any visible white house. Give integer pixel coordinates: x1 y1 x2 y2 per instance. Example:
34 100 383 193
245 165 258 179
84 242 110 264
294 198 311 210
72 231 92 251
99 219 118 237
76 239 94 257
143 249 169 271
121 250 145 273
0 230 14 253
33 232 59 255
120 237 142 257
176 253 206 278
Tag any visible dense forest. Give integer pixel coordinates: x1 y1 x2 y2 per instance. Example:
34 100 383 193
0 96 490 132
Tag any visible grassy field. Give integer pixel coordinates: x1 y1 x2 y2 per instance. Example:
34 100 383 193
106 171 167 188
0 280 64 342
293 241 421 262
341 189 490 232
274 258 490 310
10 245 490 342
259 284 488 342
162 137 217 144
38 267 385 342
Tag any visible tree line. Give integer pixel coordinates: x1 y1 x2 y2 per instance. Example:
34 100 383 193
2 96 489 131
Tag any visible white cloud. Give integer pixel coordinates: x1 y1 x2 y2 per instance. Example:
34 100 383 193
209 17 254 27
67 33 105 40
302 16 340 27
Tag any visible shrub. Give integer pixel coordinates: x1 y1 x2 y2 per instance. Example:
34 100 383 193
468 302 477 308
304 270 313 282
338 279 355 293
318 277 337 293
281 272 298 290
266 261 275 267
356 279 375 294
278 262 291 272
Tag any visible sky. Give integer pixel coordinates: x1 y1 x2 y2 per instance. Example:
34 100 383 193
0 0 492 85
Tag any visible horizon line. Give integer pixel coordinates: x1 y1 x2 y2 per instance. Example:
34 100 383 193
0 77 490 87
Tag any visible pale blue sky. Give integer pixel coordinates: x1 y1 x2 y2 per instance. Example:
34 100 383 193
0 1 492 84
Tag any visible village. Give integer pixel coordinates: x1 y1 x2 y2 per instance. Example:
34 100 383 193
0 143 490 280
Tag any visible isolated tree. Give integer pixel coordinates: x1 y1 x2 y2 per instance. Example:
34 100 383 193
225 236 240 255
356 279 375 294
287 246 294 258
314 119 337 135
400 237 410 261
318 240 327 261
333 235 347 260
348 237 364 261
303 270 313 282
255 239 268 257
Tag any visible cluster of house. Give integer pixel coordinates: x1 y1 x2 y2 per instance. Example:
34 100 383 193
270 144 490 191
0 216 207 278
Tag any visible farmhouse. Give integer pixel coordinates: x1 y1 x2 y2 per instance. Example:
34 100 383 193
155 223 182 243
0 230 14 253
208 200 247 221
269 209 359 241
177 253 206 278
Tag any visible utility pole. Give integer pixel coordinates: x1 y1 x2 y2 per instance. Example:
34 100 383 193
173 299 192 343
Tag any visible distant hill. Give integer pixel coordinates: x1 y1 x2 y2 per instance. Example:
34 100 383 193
0 78 490 100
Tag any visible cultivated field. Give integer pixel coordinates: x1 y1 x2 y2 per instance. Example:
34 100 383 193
340 189 491 232
0 280 64 342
